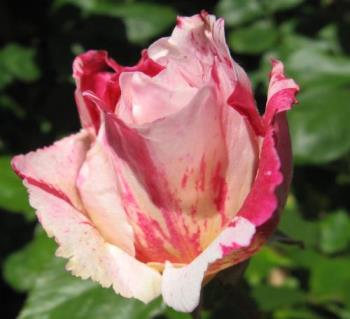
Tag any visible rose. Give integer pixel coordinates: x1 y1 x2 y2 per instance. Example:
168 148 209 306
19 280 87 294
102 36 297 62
12 12 299 312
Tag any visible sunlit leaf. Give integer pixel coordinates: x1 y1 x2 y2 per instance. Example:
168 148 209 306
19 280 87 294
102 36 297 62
18 257 163 319
229 20 278 54
215 0 263 27
289 86 350 164
310 257 350 303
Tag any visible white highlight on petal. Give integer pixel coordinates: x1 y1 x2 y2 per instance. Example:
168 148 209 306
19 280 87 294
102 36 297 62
161 216 256 312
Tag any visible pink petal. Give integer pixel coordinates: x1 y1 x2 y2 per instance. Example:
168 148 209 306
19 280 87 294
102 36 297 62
77 138 135 256
12 131 91 211
26 182 161 303
161 216 255 312
73 50 163 133
228 62 265 136
116 65 197 125
264 59 299 126
102 84 258 264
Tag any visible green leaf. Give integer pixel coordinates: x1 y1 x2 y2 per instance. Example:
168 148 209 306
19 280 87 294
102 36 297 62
251 285 305 311
164 308 192 319
274 307 321 319
261 0 303 12
246 246 292 285
310 257 350 303
0 156 34 219
54 1 176 44
0 94 26 118
320 210 350 254
279 196 319 247
0 43 40 89
19 257 163 319
215 0 263 27
3 227 56 292
288 86 350 164
229 20 278 54
286 47 350 88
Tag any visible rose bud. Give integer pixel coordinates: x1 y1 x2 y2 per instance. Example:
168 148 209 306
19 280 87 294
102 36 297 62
12 12 299 312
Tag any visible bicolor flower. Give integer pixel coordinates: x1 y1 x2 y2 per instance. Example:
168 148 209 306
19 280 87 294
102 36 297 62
12 12 299 312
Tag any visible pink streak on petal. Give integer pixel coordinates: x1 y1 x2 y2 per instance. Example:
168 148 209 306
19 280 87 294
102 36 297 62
11 131 90 212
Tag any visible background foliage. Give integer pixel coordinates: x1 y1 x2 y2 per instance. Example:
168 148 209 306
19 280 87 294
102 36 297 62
1 0 350 318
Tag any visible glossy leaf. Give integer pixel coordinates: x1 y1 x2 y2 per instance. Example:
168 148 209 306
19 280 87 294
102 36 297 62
289 86 350 164
215 0 263 27
310 257 350 303
286 48 350 88
18 257 163 319
228 20 278 54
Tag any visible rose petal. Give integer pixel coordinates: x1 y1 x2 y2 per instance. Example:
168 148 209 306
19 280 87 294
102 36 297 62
26 182 161 303
12 131 90 211
77 138 135 256
102 84 258 264
73 50 163 133
116 65 197 125
264 59 299 126
161 216 255 312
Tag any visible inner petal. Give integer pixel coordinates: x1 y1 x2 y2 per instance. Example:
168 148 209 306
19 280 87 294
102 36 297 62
116 63 197 126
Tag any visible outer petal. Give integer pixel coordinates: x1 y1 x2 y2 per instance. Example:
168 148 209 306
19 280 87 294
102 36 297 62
27 183 161 303
77 139 135 256
264 60 299 126
12 131 90 211
161 60 299 312
161 216 256 312
12 130 160 302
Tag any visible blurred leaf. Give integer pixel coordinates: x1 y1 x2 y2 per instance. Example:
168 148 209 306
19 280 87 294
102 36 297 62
251 285 305 311
320 210 350 254
164 308 192 319
215 0 263 27
0 156 34 219
262 0 303 12
274 307 321 319
246 247 292 285
0 94 26 118
279 196 319 246
3 227 56 292
286 47 350 88
229 20 278 54
289 86 350 164
310 257 350 303
19 257 163 319
0 43 40 89
54 0 176 44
